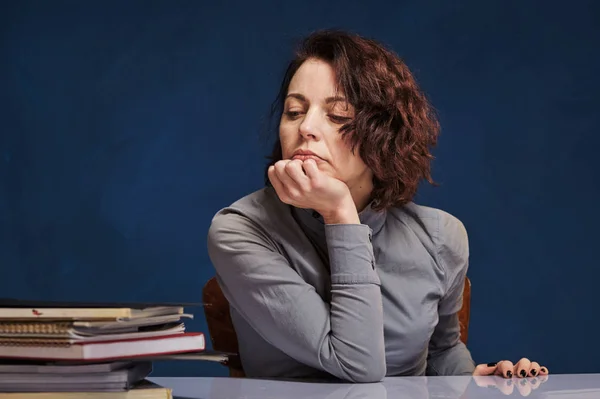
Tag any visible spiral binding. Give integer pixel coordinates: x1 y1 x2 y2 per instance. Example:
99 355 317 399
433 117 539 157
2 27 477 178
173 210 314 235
0 322 72 335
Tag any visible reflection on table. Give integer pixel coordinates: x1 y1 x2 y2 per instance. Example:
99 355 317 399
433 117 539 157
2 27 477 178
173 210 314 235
151 373 600 399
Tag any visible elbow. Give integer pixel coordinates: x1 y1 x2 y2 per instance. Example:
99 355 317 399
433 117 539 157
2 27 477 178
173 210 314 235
349 363 386 383
327 335 387 383
340 356 386 383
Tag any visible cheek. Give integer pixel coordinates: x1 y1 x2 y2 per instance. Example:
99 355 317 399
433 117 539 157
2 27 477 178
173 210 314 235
329 138 354 167
279 126 296 157
331 148 368 178
279 119 297 138
327 150 353 179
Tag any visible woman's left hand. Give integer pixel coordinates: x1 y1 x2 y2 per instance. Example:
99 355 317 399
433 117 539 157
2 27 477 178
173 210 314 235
473 358 549 378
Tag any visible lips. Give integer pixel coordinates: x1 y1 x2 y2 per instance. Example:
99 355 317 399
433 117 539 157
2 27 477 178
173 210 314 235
292 155 322 162
291 150 324 161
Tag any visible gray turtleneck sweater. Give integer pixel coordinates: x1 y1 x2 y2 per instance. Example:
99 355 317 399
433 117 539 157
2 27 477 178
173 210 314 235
207 187 476 383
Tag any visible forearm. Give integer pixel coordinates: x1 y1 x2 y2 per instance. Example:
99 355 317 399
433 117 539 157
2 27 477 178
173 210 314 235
325 223 386 380
208 212 386 382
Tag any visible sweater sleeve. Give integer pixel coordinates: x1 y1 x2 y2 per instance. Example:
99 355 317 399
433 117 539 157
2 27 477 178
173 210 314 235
206 209 386 383
426 211 476 376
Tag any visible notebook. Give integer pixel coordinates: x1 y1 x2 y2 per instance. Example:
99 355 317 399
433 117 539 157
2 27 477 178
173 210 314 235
0 314 193 336
0 361 153 391
0 322 186 342
0 360 135 374
0 299 195 321
0 332 205 361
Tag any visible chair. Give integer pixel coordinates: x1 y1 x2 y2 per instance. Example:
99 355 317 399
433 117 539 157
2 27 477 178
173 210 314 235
202 277 245 377
203 275 472 377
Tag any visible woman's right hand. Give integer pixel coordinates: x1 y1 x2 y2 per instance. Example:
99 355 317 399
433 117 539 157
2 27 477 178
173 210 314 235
267 159 360 224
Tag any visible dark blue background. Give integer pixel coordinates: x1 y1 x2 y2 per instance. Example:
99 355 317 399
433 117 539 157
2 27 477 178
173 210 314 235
1 0 598 376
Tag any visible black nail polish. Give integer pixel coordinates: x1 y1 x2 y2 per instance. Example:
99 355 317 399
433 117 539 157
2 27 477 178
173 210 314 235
531 369 537 376
541 367 547 373
520 369 527 377
487 362 497 367
507 371 513 378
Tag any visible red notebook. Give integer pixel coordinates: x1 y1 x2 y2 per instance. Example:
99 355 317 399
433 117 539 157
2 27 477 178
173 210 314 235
0 332 205 361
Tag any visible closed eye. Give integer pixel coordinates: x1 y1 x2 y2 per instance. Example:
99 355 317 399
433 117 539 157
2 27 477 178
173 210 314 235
284 111 303 119
329 115 352 124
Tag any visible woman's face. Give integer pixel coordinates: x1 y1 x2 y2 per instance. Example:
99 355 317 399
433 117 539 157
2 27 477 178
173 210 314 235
279 58 373 193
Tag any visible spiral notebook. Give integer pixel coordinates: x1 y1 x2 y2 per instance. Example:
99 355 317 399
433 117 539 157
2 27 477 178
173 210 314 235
0 314 193 336
0 322 185 343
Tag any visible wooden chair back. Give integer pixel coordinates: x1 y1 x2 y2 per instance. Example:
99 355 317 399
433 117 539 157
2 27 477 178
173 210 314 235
203 276 472 377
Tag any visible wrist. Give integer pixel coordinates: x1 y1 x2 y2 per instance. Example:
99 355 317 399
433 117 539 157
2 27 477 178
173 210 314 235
321 199 360 225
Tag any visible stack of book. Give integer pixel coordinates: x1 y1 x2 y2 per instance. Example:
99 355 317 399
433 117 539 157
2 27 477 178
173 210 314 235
0 299 209 398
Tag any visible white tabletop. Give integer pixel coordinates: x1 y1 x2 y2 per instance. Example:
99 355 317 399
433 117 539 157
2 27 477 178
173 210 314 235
151 373 600 399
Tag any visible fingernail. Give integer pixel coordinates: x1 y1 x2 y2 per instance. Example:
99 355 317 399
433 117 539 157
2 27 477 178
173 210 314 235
520 379 527 386
507 380 513 386
541 367 547 373
531 378 538 384
520 369 527 377
507 370 513 378
531 369 537 376
487 362 497 367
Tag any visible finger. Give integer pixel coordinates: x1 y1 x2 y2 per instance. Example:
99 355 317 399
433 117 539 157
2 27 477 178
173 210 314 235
274 161 302 198
529 361 541 377
473 363 499 376
539 366 549 375
302 159 321 181
268 165 289 203
496 360 515 379
284 160 310 191
516 377 532 397
515 358 532 378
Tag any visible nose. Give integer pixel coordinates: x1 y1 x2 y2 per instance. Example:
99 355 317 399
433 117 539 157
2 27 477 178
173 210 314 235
298 109 322 141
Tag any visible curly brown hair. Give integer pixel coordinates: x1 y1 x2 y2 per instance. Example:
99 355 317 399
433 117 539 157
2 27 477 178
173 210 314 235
265 29 440 211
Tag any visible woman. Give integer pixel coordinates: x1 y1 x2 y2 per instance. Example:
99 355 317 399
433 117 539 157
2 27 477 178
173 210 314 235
207 30 548 382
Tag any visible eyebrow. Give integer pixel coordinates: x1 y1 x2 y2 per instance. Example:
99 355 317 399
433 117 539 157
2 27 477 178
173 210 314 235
285 93 348 104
